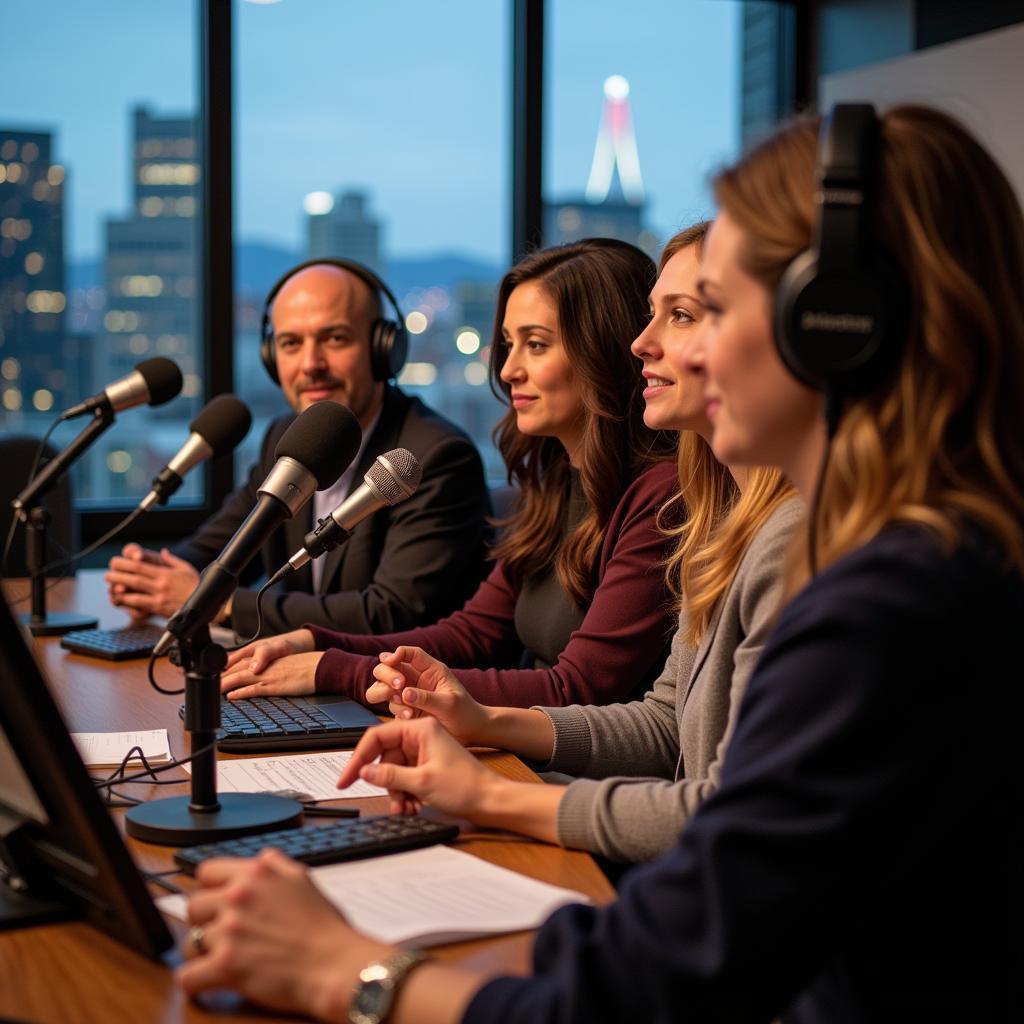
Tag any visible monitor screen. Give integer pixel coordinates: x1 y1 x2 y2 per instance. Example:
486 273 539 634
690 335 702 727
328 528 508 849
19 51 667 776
0 594 173 958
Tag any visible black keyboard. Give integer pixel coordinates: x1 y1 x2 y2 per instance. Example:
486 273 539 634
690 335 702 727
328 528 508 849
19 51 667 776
61 624 166 661
174 815 459 875
178 694 381 753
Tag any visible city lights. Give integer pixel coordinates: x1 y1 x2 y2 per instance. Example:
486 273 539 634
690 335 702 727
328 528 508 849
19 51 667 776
456 328 480 355
31 388 53 412
464 362 487 386
398 362 438 386
106 450 133 474
405 310 429 334
26 290 66 314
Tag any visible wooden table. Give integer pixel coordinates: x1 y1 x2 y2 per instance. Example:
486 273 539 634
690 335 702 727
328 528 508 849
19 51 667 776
0 572 615 1023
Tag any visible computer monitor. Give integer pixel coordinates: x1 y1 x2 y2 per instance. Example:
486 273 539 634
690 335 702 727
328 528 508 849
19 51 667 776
0 592 173 958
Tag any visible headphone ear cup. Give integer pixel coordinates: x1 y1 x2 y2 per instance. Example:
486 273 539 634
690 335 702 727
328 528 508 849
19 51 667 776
774 249 824 390
775 249 900 395
260 320 280 385
369 319 408 382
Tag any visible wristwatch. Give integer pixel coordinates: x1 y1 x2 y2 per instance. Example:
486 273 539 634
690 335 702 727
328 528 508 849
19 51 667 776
349 949 429 1024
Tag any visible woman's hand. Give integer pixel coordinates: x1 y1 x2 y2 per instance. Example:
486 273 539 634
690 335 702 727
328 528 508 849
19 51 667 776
223 628 315 674
338 717 501 821
219 651 323 699
364 646 491 746
177 848 392 1020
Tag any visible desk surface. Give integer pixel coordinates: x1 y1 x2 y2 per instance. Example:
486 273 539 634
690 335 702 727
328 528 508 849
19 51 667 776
0 573 614 1024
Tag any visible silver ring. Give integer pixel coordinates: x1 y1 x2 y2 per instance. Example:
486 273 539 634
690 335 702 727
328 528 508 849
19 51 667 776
188 924 207 955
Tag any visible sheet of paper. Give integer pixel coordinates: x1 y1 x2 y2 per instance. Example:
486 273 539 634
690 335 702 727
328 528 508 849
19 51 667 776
158 844 588 947
183 751 386 801
71 729 170 767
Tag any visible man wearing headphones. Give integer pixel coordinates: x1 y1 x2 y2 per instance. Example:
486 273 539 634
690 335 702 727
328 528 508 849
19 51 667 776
105 260 490 636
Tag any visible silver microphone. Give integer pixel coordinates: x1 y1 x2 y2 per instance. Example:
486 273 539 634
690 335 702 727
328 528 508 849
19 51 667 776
287 448 423 571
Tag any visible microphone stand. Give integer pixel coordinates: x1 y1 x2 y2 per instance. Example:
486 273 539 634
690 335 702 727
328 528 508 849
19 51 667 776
14 408 115 636
124 610 302 847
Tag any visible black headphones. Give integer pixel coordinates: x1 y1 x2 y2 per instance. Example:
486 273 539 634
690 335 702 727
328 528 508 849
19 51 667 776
259 257 409 385
774 103 907 406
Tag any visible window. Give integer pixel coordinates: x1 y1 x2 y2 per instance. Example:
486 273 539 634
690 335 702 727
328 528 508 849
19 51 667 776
234 0 510 483
543 0 742 256
0 2 201 509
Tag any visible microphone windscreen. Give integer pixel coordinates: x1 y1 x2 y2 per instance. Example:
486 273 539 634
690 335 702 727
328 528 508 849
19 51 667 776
137 357 184 406
276 401 362 490
190 394 252 457
371 448 422 503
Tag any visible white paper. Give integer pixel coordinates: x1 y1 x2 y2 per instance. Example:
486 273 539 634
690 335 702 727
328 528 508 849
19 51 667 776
158 844 588 947
71 729 170 767
183 751 386 801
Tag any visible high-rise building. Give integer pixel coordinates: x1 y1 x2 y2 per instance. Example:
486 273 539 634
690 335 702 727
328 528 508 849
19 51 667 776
544 76 658 257
306 189 382 273
95 106 200 501
0 128 72 419
739 2 794 151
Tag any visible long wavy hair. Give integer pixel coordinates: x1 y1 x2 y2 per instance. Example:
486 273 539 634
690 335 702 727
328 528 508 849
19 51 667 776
490 239 676 607
714 105 1024 588
655 224 794 645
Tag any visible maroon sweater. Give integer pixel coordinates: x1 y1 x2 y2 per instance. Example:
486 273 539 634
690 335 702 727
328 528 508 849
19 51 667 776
307 461 678 709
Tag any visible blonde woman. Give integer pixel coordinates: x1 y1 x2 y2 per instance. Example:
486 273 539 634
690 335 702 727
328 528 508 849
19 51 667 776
178 107 1023 1024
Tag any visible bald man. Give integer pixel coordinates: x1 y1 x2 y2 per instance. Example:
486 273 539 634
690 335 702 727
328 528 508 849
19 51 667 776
106 262 490 637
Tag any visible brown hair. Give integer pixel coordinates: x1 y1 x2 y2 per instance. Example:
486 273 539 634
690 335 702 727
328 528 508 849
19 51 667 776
655 223 794 644
490 239 676 606
714 105 1024 586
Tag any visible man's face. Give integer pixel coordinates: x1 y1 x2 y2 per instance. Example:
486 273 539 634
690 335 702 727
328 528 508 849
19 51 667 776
270 265 383 426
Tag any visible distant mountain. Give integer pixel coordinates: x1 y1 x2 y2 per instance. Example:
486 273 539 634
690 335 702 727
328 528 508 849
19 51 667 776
385 254 500 298
68 243 501 301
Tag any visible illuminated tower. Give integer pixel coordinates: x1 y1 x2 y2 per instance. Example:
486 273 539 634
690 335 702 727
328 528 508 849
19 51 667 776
585 75 645 205
544 76 656 255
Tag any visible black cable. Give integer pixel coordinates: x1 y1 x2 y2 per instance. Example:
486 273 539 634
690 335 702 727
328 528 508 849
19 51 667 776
35 506 143 578
223 570 284 652
92 740 216 792
147 649 183 696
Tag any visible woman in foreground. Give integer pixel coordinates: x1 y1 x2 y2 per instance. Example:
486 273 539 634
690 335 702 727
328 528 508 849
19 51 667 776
178 106 1024 1023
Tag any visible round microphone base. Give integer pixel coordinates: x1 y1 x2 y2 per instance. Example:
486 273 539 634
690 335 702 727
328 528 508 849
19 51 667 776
22 611 100 637
124 793 304 847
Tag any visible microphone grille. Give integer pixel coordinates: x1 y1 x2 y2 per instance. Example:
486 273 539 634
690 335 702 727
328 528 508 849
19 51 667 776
136 357 183 406
190 394 252 457
276 402 362 490
369 448 422 504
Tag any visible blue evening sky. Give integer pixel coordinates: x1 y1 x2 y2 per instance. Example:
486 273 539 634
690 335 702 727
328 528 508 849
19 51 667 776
1 0 740 264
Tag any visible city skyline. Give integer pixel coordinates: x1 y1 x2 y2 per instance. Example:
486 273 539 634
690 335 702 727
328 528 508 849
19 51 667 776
1 0 740 264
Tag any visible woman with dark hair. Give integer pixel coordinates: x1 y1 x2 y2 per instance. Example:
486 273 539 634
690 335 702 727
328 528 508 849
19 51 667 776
220 238 679 709
352 223 800 861
180 106 1023 1022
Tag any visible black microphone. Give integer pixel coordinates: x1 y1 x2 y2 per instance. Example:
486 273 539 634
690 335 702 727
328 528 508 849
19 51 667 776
153 402 362 655
60 357 183 421
285 448 423 572
139 394 252 511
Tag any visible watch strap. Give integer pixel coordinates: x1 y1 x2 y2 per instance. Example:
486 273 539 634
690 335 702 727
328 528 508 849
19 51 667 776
349 949 429 1024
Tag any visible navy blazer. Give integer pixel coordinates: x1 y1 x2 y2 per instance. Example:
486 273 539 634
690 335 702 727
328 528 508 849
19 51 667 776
173 386 490 637
466 523 1023 1023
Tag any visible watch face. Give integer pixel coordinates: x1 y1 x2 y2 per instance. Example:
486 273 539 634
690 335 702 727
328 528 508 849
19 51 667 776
353 979 388 1018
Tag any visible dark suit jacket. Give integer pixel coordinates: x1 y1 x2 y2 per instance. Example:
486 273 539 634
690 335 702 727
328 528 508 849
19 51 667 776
173 386 490 636
465 524 1023 1023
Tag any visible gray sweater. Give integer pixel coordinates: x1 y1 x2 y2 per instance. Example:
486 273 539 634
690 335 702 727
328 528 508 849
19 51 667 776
538 497 803 863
